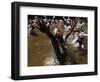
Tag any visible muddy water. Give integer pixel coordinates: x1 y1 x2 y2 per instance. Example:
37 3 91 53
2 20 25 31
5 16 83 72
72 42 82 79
28 30 53 66
28 30 87 66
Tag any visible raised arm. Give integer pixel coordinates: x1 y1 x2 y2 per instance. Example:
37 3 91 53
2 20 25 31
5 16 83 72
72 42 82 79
65 20 78 38
35 19 54 38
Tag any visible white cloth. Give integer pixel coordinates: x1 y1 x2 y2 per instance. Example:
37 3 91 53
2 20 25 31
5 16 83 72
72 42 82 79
71 35 79 48
51 45 60 65
66 18 71 24
63 35 66 42
79 32 87 38
71 32 87 48
53 28 58 36
76 22 84 29
64 25 71 31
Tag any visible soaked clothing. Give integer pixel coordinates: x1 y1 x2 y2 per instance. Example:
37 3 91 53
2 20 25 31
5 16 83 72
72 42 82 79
71 31 87 49
48 27 67 65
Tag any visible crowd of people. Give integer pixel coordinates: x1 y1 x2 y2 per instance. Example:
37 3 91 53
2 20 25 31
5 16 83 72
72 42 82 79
28 15 87 65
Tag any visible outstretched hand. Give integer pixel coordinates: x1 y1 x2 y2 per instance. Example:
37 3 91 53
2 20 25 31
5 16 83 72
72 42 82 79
36 19 50 34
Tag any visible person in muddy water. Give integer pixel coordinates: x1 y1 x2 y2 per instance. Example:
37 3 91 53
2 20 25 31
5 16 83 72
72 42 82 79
72 29 87 50
31 17 78 65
